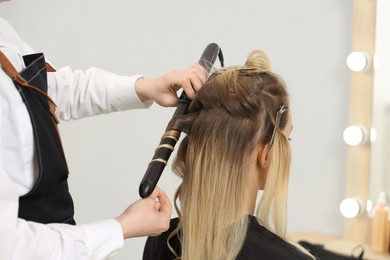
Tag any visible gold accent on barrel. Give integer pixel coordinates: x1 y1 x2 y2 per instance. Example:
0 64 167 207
162 130 180 142
156 144 174 151
150 158 168 165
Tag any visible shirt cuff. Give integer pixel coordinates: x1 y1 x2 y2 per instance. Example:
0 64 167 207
107 74 153 110
80 219 124 259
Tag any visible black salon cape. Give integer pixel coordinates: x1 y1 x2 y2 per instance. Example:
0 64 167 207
143 216 314 260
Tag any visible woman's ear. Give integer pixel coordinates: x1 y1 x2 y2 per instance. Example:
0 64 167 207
258 144 271 169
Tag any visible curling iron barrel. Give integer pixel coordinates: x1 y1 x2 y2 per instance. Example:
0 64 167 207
138 43 223 198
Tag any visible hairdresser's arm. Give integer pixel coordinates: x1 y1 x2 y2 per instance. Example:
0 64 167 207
47 67 148 121
47 63 206 121
0 148 171 260
0 145 119 259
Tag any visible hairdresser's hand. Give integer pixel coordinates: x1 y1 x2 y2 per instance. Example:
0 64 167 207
115 187 172 238
135 63 207 107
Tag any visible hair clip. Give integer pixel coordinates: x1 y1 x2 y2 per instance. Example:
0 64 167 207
269 104 288 149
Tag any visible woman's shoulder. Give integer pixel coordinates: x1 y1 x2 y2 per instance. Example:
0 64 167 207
142 218 180 260
237 216 313 260
143 216 314 260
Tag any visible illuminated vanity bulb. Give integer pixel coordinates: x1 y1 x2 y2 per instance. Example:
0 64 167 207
347 52 370 72
340 197 363 219
370 128 377 142
373 54 380 70
343 125 368 146
367 199 373 216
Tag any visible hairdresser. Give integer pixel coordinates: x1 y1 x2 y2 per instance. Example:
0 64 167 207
0 2 207 259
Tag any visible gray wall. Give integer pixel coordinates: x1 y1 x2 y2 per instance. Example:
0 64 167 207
0 0 352 259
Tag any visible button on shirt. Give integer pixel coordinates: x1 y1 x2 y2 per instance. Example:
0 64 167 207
0 17 151 260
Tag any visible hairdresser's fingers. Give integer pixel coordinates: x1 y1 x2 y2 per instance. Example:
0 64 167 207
154 201 162 211
193 63 208 90
184 63 208 98
190 74 205 93
181 78 196 99
151 187 172 216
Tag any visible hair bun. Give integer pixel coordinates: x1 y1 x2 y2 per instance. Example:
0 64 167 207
244 49 272 72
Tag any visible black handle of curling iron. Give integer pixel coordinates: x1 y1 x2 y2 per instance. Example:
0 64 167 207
138 43 223 198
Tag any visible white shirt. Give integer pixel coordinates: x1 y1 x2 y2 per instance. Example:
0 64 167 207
0 17 151 260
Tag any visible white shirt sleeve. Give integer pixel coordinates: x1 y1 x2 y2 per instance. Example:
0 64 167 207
0 17 132 259
0 162 124 260
48 66 153 121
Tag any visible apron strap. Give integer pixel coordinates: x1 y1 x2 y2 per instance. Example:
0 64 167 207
0 51 60 128
46 62 56 73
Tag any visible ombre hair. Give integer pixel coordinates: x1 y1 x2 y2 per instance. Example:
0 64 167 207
169 49 293 260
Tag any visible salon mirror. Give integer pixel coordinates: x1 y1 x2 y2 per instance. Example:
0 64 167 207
369 0 390 207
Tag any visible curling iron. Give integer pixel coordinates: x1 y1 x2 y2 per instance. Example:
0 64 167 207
138 43 224 198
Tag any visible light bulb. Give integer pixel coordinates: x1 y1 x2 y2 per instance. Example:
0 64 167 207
373 54 380 70
367 199 373 215
340 197 363 219
347 52 370 72
370 128 377 142
343 125 368 146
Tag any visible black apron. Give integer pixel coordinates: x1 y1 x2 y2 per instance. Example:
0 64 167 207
0 51 75 224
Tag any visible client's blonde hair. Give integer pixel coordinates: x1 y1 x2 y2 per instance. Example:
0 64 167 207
170 49 292 260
